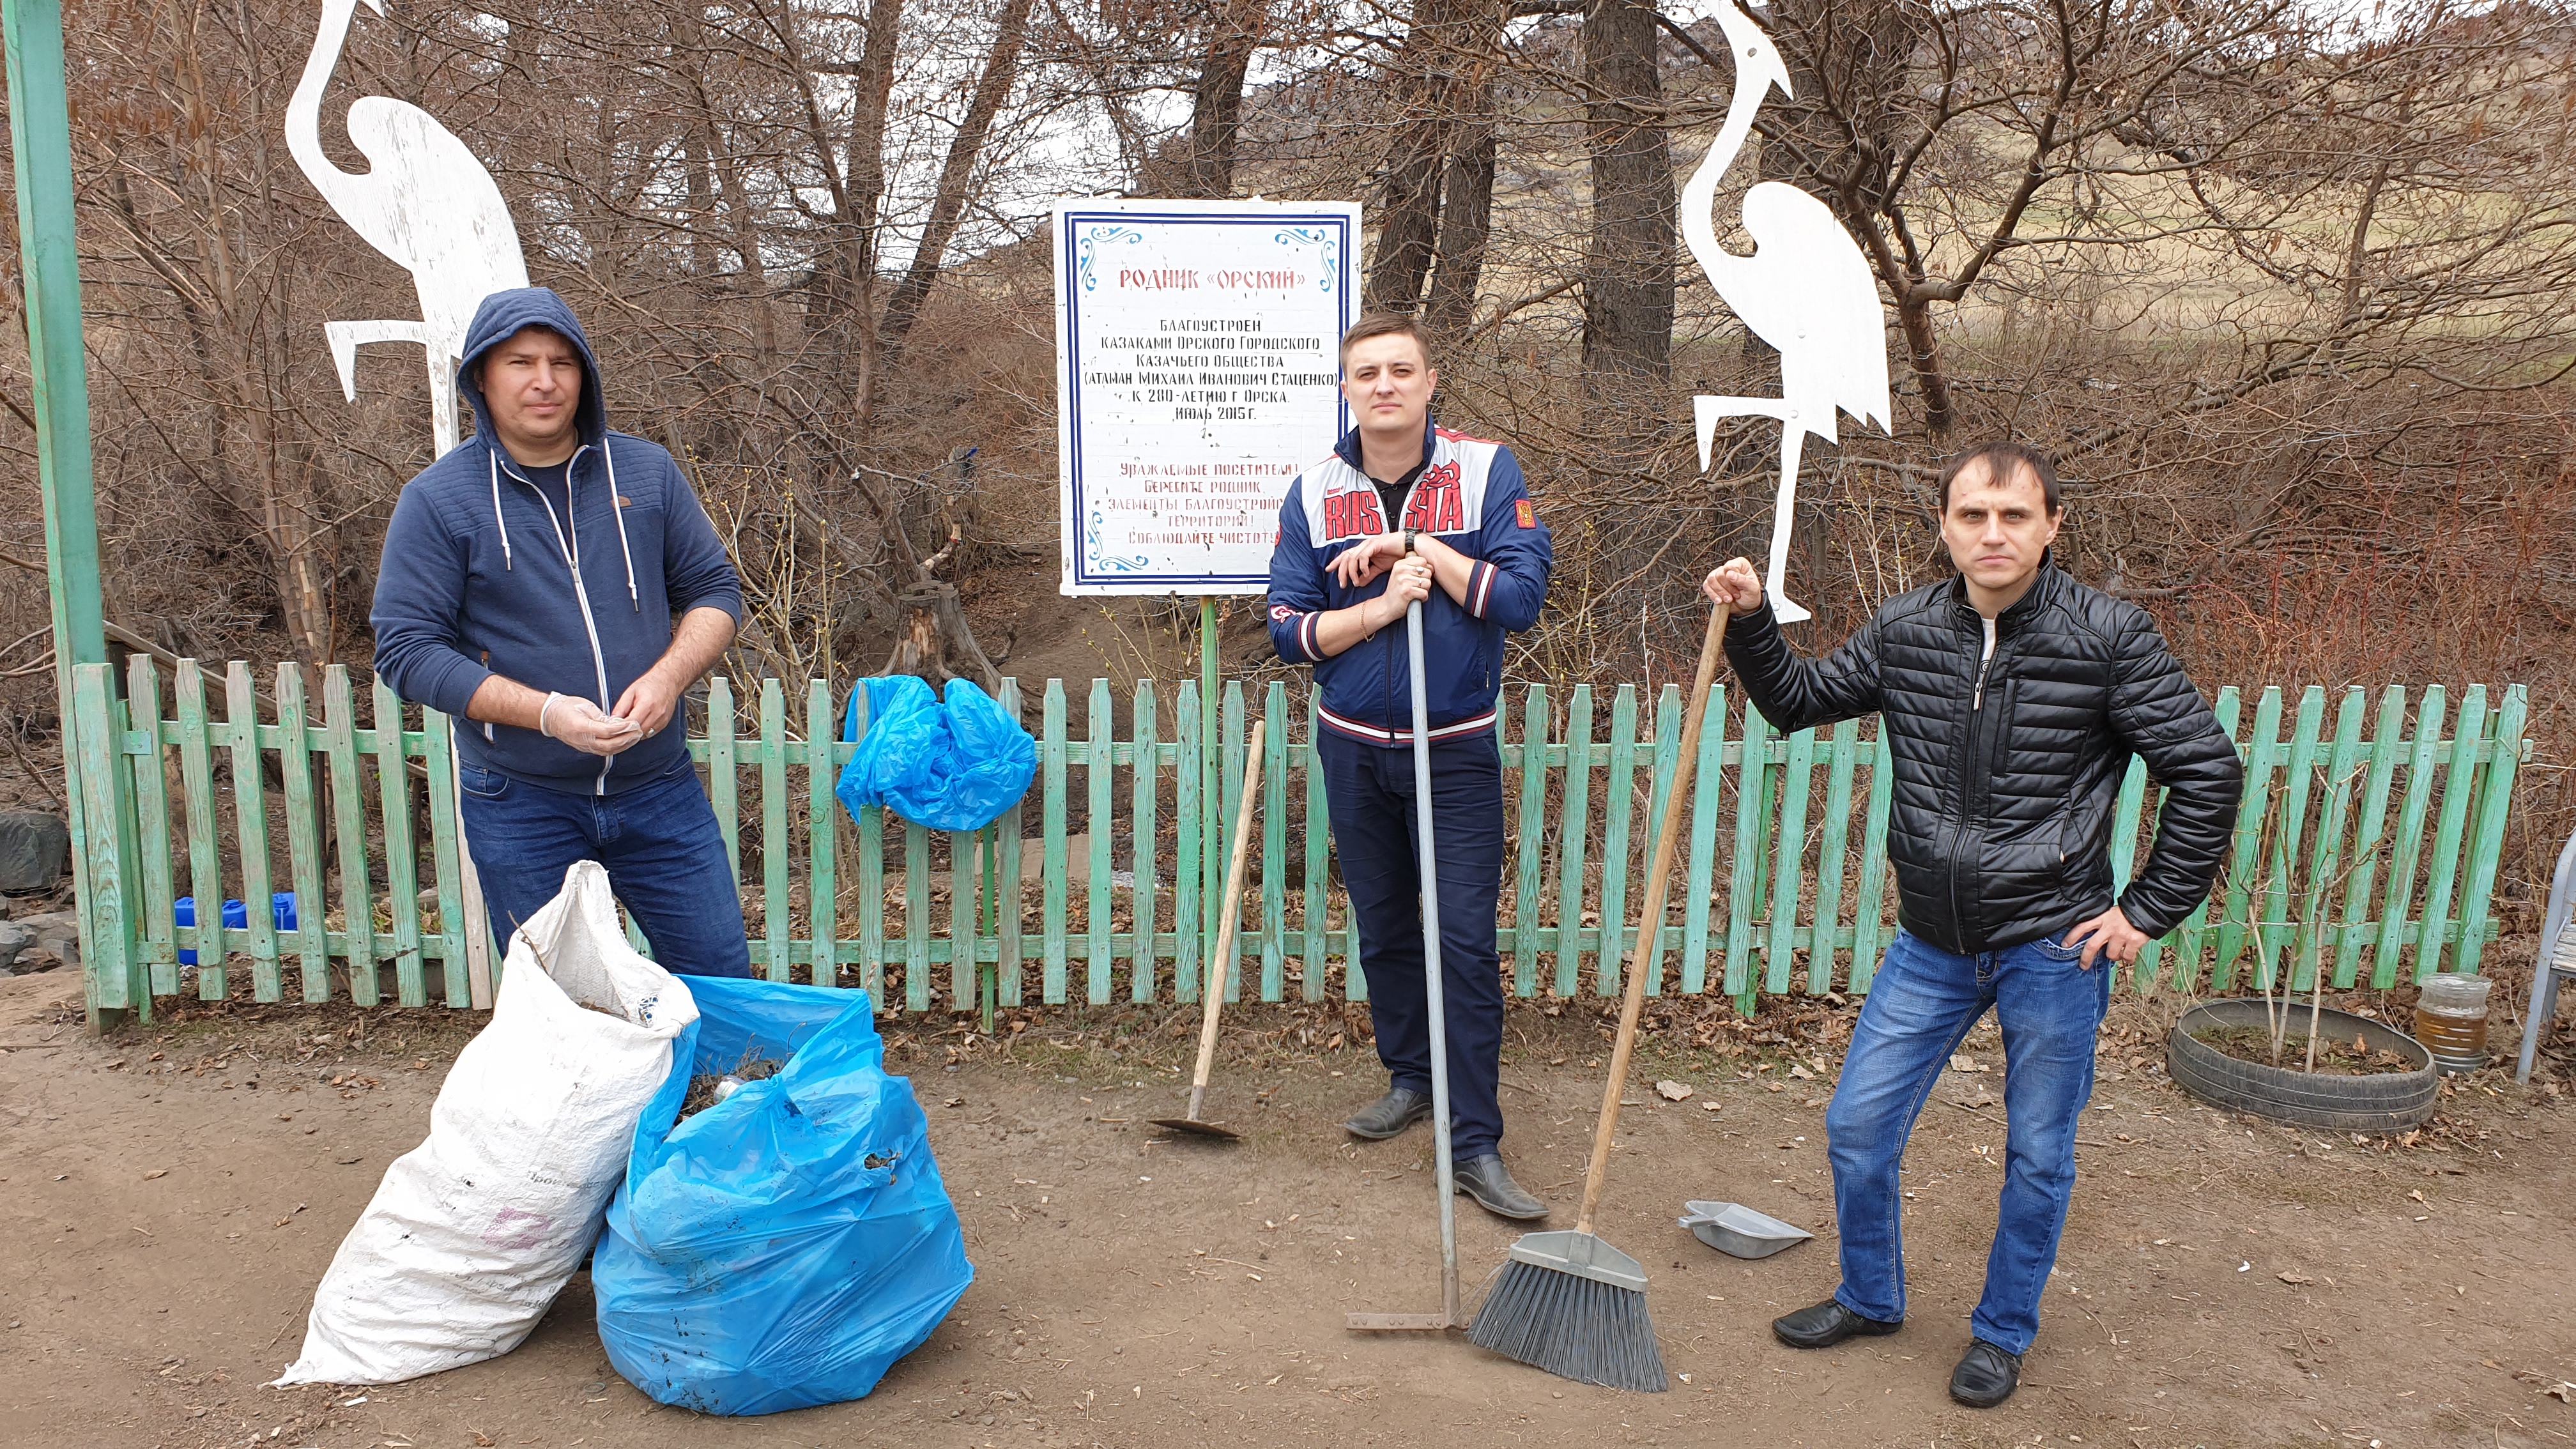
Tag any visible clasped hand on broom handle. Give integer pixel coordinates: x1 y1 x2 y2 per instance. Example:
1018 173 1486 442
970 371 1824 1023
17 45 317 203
1574 605 1731 1237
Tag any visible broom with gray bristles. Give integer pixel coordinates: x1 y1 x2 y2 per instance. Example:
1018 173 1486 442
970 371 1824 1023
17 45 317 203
1468 602 1731 1393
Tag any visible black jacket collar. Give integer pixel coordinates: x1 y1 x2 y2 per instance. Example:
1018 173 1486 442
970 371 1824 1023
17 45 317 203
1948 551 2062 636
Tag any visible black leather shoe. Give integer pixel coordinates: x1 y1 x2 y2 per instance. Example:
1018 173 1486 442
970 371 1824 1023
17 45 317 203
1344 1087 1432 1140
1949 1339 2022 1407
1771 1298 1903 1349
1453 1154 1549 1221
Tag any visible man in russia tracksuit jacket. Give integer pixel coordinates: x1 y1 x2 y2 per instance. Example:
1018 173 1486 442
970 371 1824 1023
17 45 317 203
371 287 753 977
1266 313 1552 1222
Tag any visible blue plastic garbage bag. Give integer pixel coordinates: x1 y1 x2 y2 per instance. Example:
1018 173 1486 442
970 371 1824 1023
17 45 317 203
594 976 972 1415
836 675 1035 832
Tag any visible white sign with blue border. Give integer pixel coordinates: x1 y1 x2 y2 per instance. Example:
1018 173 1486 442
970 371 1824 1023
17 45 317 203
1054 198 1360 595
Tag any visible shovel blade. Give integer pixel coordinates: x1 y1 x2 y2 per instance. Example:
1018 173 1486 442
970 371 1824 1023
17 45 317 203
1147 1117 1241 1140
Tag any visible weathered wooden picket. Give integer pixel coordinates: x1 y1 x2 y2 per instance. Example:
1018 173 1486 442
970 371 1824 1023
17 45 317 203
64 659 2529 1023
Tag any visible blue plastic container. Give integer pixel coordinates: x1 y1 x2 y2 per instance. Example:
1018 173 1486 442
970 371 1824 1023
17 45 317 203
594 976 972 1415
174 893 298 966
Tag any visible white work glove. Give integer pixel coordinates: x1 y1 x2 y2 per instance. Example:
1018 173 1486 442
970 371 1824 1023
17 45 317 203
539 691 643 757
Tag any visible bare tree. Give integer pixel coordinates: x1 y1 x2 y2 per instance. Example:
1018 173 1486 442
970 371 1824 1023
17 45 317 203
879 0 1042 364
1576 0 1671 385
1363 0 1507 317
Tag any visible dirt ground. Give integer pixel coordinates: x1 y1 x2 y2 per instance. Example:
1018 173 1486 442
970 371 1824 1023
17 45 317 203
3 970 2572 1449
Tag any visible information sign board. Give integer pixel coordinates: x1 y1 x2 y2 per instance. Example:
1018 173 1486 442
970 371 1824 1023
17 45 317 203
1053 199 1360 595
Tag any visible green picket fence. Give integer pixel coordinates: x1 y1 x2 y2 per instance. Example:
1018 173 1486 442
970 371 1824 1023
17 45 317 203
63 659 2529 1022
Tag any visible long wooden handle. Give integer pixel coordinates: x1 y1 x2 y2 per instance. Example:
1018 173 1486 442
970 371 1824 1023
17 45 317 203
1574 605 1731 1235
1185 719 1266 1117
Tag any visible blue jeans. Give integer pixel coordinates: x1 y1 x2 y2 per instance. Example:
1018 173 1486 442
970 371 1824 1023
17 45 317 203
459 756 753 979
1316 730 1508 1160
1825 927 2111 1355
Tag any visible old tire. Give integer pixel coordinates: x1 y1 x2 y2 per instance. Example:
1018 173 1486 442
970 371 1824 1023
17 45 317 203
2166 1000 2438 1133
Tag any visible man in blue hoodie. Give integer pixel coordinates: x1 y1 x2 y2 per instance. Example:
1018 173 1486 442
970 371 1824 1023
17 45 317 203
1266 312 1552 1222
372 288 753 977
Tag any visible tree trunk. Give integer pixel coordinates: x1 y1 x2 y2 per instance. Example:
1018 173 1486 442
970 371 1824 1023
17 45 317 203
881 583 1000 693
844 0 906 248
1423 116 1495 337
1183 3 1263 198
1579 0 1673 385
1897 293 1952 438
1366 154 1445 314
668 7 724 286
702 107 778 357
805 0 903 329
1365 0 1487 313
679 128 720 281
851 462 1001 692
878 0 1039 364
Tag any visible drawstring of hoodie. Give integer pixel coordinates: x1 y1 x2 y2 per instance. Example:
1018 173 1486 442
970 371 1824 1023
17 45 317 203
488 452 515 570
487 438 639 610
604 440 639 610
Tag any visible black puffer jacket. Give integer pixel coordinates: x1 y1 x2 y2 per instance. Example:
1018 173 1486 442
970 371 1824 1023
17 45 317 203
1725 558 2244 956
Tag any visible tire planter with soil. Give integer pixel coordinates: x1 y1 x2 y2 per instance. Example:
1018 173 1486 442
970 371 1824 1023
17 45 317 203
2165 999 2439 1133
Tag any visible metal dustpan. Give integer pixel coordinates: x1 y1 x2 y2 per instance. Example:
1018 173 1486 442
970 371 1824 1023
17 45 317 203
1678 1200 1812 1259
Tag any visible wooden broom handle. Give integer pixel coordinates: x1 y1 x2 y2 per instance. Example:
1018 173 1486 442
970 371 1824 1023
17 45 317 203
1575 605 1731 1236
1184 719 1266 1118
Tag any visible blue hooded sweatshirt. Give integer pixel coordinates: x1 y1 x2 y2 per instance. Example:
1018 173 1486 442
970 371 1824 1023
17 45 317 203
370 288 744 795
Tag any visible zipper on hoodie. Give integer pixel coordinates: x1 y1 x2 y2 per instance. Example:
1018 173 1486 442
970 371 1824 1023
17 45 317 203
500 445 618 795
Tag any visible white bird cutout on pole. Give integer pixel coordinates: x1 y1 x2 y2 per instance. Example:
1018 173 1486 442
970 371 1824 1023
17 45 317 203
287 0 529 458
1681 0 1891 625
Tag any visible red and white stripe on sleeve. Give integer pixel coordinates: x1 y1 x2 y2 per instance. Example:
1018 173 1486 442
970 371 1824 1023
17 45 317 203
1270 602 1323 661
1464 560 1500 619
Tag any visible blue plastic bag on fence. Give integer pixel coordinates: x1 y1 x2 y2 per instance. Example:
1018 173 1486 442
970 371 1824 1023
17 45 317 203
835 674 1035 832
593 976 973 1416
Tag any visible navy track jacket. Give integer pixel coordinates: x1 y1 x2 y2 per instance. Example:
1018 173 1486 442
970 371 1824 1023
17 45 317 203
1266 418 1552 744
370 287 745 795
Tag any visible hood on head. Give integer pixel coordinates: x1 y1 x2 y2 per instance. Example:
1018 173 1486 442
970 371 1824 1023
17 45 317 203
457 287 608 453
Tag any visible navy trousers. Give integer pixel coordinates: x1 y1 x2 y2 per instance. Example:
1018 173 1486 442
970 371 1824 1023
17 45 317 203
1317 729 1508 1160
459 755 754 978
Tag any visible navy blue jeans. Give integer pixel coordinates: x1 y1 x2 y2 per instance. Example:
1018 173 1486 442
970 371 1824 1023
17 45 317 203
1317 730 1507 1160
459 756 753 978
1825 927 2111 1354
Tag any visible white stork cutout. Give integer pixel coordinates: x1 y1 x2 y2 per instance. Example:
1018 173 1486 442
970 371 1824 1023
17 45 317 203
1682 0 1891 625
288 0 530 457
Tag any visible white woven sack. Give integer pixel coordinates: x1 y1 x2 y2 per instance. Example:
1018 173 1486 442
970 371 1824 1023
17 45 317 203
273 861 698 1386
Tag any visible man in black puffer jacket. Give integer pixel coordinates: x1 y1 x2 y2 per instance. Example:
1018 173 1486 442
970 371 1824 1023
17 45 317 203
1703 441 2242 1409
